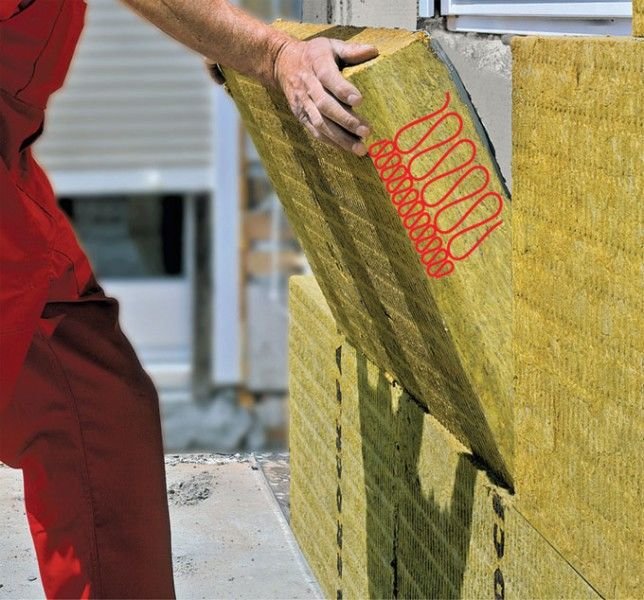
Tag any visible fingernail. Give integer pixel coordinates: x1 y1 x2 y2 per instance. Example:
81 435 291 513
347 93 361 106
353 142 367 156
357 125 370 138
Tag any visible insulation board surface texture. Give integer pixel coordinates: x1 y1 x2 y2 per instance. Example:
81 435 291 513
635 0 644 36
512 36 644 599
289 275 600 600
225 22 513 487
288 276 343 599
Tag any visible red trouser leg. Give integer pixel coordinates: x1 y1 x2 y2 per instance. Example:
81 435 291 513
0 260 176 599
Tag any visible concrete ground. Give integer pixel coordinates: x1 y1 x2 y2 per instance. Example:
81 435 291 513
0 453 319 600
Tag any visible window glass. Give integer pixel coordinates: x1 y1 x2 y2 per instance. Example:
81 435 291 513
58 195 185 278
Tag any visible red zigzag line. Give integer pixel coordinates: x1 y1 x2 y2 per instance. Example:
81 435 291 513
368 91 504 279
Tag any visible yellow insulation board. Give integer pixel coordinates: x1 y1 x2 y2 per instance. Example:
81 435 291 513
340 344 399 600
513 36 643 598
288 276 343 599
225 22 513 486
635 0 644 36
290 276 599 600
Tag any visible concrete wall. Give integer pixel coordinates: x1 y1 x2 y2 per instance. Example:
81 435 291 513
429 29 513 189
303 0 417 29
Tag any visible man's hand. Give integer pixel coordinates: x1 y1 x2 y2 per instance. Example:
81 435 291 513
273 38 378 156
121 0 377 154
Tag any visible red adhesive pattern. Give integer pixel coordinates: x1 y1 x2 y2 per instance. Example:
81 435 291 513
369 91 504 278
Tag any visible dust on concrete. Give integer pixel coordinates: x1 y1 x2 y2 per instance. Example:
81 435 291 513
165 452 252 466
167 471 217 506
172 554 198 576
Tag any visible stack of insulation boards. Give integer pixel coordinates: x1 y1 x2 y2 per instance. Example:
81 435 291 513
289 276 599 600
225 22 643 599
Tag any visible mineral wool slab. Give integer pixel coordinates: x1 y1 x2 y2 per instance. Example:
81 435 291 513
288 276 343 599
394 396 600 600
290 276 599 600
342 341 599 600
340 344 400 600
635 0 644 36
225 22 513 486
513 36 643 598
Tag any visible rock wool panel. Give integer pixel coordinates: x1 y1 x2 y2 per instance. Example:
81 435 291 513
513 36 643 599
288 276 343 599
634 0 644 36
225 22 513 486
290 276 599 600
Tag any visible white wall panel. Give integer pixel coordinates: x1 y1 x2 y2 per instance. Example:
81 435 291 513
303 0 417 28
35 0 214 194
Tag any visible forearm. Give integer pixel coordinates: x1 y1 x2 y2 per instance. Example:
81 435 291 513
121 0 292 85
122 0 379 154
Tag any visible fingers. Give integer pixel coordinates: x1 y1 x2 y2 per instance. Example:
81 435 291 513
297 102 339 151
282 37 379 155
307 77 370 138
314 40 378 108
297 97 326 142
318 115 367 156
299 97 367 156
331 39 380 66
315 61 363 107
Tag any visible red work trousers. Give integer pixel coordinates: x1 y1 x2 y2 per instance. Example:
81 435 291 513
0 187 178 597
1 1 176 595
0 183 177 599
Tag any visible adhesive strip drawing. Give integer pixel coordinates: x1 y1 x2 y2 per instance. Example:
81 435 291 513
369 91 504 278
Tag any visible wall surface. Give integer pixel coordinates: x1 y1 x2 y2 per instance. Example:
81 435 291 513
513 35 643 598
429 29 513 189
302 0 417 29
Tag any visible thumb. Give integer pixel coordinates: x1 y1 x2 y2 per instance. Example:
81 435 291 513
332 40 379 65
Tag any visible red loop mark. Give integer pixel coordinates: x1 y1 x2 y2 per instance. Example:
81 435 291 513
368 91 504 279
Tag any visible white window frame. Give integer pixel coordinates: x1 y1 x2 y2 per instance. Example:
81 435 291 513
440 1 631 18
431 1 633 36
